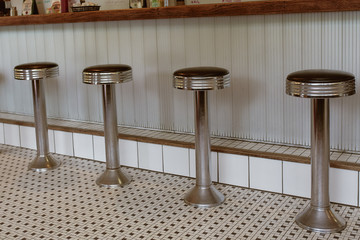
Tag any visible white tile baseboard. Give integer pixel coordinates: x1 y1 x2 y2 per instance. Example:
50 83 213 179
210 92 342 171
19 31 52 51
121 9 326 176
2 122 360 207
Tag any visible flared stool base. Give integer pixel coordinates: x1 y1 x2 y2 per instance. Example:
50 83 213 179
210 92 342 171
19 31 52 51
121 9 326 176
96 168 131 188
28 154 61 172
296 205 346 233
184 185 225 208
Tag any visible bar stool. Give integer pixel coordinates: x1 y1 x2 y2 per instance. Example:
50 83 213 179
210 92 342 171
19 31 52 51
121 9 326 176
14 62 61 172
83 64 132 187
286 69 356 233
173 66 230 208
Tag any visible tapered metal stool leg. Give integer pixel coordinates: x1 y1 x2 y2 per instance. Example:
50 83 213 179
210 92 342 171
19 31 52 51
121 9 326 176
28 79 60 172
184 91 225 208
96 84 131 187
295 99 346 233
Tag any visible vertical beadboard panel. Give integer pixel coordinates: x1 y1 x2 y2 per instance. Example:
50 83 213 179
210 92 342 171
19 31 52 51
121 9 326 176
264 15 284 143
321 12 343 149
0 27 14 113
247 15 266 141
342 12 360 151
0 28 8 111
118 21 135 126
95 22 110 123
43 24 60 118
84 22 101 123
301 13 322 147
53 24 69 119
143 20 160 129
199 17 217 135
230 16 249 139
156 19 174 130
34 25 45 60
73 22 89 121
184 18 201 132
283 14 304 146
14 25 29 115
23 25 37 115
215 17 232 137
63 23 79 120
130 20 147 128
184 18 200 133
106 21 123 124
170 18 187 132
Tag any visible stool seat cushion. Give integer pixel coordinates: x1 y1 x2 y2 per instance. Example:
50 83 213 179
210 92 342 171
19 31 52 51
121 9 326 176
14 62 59 80
173 67 230 90
83 64 132 85
286 69 355 98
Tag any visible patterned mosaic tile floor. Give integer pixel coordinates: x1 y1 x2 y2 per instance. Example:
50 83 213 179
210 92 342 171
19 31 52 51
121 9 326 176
1 145 360 240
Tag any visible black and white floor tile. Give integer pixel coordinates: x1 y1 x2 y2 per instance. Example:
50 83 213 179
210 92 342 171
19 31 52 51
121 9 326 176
1 145 360 239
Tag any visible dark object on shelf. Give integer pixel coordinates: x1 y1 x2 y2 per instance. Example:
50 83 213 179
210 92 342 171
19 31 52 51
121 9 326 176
71 5 100 12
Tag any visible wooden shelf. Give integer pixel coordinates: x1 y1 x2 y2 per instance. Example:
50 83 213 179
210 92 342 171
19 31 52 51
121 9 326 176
0 0 360 27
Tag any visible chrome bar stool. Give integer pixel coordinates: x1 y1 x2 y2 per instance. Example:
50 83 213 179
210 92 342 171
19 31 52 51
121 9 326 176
14 62 61 172
286 69 356 233
173 66 230 208
83 64 132 187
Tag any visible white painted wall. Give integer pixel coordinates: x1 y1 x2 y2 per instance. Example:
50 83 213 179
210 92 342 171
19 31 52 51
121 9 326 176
0 12 360 151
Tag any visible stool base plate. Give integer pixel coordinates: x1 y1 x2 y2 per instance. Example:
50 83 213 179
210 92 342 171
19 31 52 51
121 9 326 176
296 205 346 233
96 168 131 188
28 154 61 172
184 185 225 208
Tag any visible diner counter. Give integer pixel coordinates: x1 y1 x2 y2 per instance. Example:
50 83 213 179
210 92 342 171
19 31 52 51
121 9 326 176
0 0 360 26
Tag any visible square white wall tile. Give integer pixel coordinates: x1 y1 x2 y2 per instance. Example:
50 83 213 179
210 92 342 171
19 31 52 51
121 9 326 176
283 162 310 198
4 123 20 147
20 126 36 150
54 130 73 156
138 142 163 172
218 153 248 187
73 133 93 160
93 135 106 162
190 149 218 182
249 157 282 193
119 139 138 168
163 146 189 177
330 168 358 206
0 123 4 144
48 130 55 153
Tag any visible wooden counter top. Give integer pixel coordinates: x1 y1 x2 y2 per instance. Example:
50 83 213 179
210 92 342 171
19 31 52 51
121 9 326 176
0 0 359 27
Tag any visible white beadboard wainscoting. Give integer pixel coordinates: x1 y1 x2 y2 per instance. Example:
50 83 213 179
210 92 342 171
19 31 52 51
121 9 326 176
1 122 359 207
0 12 360 152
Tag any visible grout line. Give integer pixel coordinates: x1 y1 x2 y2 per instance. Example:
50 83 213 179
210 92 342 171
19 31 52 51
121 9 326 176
161 144 164 173
71 132 75 157
248 156 250 188
136 141 139 168
1 123 4 144
91 135 95 161
357 172 360 207
216 151 219 183
18 125 21 147
281 160 284 194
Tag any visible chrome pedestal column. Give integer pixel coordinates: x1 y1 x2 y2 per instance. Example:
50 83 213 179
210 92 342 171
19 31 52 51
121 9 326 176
83 64 133 188
173 66 230 208
184 91 224 208
96 84 131 187
286 69 356 233
29 80 60 172
295 99 345 233
14 62 61 172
